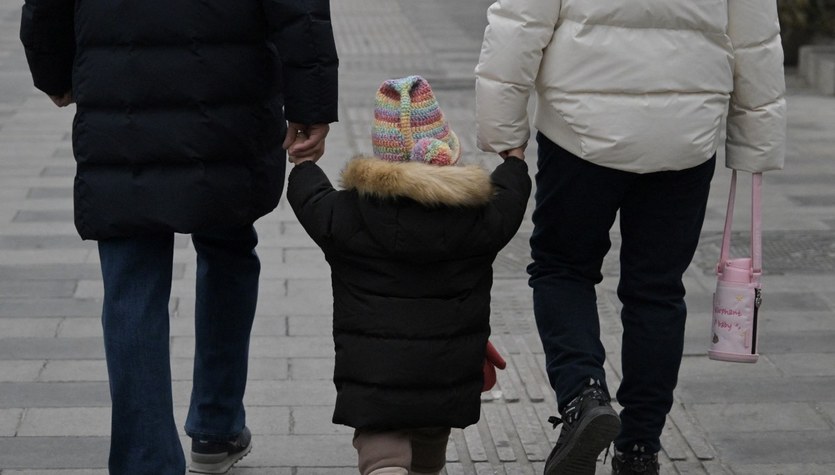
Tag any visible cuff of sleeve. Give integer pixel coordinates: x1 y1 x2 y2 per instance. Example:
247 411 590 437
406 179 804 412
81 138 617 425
24 49 73 96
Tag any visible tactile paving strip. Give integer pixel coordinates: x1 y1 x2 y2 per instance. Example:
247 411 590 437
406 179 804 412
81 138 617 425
697 230 835 274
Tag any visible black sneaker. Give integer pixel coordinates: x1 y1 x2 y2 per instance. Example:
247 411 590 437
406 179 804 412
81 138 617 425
611 447 659 475
544 378 621 475
189 426 252 474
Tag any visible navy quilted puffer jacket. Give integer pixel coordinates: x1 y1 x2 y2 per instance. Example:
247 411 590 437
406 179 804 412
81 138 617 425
20 0 338 239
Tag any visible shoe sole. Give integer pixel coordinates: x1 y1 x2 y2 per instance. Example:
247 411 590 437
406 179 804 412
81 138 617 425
189 442 252 474
544 406 620 475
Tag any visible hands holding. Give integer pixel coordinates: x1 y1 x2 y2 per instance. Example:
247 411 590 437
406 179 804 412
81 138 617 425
499 145 526 161
284 122 330 164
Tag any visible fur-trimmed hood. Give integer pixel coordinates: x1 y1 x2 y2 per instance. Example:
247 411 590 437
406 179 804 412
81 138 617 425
340 156 494 207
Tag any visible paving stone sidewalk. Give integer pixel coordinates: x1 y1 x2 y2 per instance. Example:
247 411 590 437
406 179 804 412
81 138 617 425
2 1 835 474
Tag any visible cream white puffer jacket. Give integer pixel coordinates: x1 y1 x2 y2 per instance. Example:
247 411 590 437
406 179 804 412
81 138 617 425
475 0 786 173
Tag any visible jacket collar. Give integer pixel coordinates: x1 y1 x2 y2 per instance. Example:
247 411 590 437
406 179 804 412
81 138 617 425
340 156 493 207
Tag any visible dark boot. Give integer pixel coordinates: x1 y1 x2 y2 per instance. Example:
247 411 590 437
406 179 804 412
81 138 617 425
611 447 660 475
544 379 621 475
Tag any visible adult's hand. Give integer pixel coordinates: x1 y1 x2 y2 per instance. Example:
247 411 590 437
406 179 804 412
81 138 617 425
284 122 330 163
49 91 73 107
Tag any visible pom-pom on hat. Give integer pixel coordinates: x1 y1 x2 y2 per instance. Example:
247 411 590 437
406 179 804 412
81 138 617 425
372 75 461 166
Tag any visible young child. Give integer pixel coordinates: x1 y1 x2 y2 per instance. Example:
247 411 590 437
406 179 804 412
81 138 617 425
286 75 531 475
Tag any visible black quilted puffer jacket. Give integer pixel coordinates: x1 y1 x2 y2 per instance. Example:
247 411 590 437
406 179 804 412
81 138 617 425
288 157 531 430
20 0 338 239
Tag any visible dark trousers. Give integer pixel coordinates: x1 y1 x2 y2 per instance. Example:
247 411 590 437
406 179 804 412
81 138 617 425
528 133 714 452
98 225 260 474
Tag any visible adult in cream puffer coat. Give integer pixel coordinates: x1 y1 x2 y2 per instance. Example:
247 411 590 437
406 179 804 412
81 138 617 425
475 1 785 473
476 0 786 174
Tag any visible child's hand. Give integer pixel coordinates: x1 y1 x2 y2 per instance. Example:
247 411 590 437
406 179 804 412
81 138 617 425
499 145 526 160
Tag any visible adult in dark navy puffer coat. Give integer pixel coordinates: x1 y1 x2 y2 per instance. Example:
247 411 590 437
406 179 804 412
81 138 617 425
20 1 338 473
21 0 337 238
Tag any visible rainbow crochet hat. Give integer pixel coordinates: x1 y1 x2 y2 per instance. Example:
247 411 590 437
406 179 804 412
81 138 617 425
372 75 461 166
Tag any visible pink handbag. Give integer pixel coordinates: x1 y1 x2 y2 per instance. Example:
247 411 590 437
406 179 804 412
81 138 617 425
709 171 762 363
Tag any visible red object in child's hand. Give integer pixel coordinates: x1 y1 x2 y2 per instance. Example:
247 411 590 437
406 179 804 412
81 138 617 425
482 341 507 391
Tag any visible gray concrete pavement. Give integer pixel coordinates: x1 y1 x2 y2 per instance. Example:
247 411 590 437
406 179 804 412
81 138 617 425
1 0 834 473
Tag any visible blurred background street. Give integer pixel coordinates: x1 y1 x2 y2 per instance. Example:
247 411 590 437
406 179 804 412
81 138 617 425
1 0 834 473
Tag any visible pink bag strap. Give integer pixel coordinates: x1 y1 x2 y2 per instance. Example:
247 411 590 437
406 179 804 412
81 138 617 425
718 171 763 282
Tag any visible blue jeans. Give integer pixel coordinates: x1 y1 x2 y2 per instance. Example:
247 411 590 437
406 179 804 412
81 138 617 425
98 225 259 474
528 134 714 453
